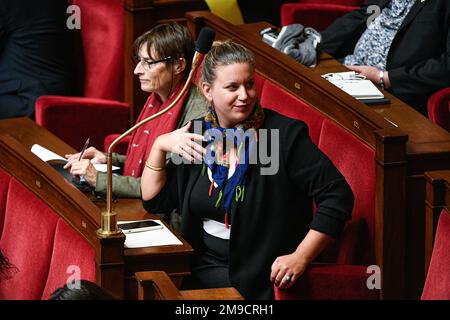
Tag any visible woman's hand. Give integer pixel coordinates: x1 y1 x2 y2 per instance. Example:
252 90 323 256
345 65 391 89
156 122 206 163
69 159 98 187
270 230 334 290
270 251 308 289
64 146 106 170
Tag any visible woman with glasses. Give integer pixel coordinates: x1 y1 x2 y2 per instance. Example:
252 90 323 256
64 23 207 203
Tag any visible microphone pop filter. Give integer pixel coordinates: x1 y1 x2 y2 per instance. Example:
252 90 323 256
195 27 216 54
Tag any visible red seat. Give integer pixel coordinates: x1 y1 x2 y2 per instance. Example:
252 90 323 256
256 75 378 299
421 209 450 300
427 87 450 132
281 1 363 32
0 169 95 299
35 0 129 151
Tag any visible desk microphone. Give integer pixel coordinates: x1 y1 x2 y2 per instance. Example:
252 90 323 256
97 27 216 236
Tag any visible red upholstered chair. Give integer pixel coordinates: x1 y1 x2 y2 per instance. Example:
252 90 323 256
35 0 129 151
427 87 450 132
421 209 450 300
274 120 378 300
0 169 95 299
256 75 378 299
281 1 363 31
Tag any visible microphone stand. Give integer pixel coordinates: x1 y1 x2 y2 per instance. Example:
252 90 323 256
97 51 205 236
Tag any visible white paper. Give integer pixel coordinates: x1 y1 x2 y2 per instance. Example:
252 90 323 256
119 219 183 248
328 79 384 99
31 144 119 172
31 144 66 162
322 72 384 100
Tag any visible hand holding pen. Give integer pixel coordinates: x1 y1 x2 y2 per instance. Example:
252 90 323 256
78 138 90 161
64 138 98 187
64 139 107 169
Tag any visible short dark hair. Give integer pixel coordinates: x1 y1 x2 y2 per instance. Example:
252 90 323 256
49 280 117 300
134 23 194 79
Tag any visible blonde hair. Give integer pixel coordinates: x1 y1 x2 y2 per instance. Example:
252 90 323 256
202 40 255 84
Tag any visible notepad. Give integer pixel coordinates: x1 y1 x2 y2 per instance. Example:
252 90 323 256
322 72 385 101
329 79 385 100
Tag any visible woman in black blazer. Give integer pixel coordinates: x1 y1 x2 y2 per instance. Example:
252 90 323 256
141 40 354 299
320 0 450 115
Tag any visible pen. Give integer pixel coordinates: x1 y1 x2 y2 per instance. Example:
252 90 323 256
78 138 90 161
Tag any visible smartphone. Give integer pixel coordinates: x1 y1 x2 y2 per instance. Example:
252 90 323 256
260 27 280 46
118 219 163 233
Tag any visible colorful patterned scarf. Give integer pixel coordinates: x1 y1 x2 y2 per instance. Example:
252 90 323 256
202 103 264 228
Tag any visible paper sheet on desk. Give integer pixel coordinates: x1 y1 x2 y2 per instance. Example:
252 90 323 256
120 220 183 248
31 144 119 172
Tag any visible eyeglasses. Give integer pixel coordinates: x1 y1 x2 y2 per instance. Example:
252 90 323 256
131 55 173 71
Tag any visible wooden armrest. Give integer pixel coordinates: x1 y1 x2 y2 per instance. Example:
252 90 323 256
135 271 244 300
135 271 184 300
181 288 244 300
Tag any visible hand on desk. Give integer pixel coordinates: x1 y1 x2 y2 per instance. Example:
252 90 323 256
345 65 391 89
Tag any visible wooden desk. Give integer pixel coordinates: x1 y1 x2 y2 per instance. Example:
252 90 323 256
0 117 193 299
186 11 450 299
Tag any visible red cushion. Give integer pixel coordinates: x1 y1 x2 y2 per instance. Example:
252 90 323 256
318 120 376 265
254 73 266 99
0 174 96 299
72 0 124 100
35 96 129 150
421 210 450 300
427 87 450 132
260 80 325 144
41 219 96 299
281 3 359 31
0 170 11 236
274 264 379 300
0 180 59 299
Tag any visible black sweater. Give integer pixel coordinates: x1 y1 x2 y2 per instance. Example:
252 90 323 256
143 109 354 299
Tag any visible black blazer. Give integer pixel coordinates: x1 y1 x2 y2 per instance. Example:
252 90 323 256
320 0 450 115
0 0 74 119
143 110 354 299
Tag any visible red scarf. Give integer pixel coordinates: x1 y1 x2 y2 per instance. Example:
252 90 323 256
123 80 190 177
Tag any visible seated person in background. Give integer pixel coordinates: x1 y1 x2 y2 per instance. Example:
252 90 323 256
320 0 450 115
64 23 207 198
50 280 116 300
141 40 354 299
0 0 73 119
